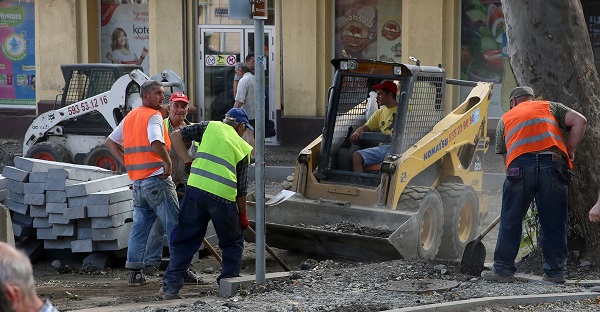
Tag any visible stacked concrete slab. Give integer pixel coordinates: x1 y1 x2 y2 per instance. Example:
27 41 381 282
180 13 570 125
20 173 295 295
1 157 134 253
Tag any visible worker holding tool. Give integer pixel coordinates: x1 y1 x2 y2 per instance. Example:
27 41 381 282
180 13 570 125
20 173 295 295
160 107 253 300
482 86 587 283
143 92 204 284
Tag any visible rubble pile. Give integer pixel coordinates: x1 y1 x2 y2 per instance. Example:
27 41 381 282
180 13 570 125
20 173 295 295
1 157 134 253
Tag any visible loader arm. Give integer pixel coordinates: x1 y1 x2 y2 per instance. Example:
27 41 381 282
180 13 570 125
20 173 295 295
23 69 150 155
386 82 493 209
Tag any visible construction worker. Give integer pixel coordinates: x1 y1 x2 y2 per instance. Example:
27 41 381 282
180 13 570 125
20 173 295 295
482 86 587 283
350 80 398 172
0 242 59 312
159 108 253 300
144 91 204 284
105 80 179 286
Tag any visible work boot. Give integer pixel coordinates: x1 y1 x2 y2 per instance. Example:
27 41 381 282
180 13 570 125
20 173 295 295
542 274 566 283
183 269 206 285
144 265 161 277
159 286 181 300
481 269 515 283
129 270 148 286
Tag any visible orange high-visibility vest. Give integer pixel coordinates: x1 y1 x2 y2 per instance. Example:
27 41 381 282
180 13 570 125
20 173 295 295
123 106 171 180
502 100 571 169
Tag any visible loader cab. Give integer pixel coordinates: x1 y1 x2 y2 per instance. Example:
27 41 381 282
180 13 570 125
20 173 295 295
317 59 446 187
56 64 143 136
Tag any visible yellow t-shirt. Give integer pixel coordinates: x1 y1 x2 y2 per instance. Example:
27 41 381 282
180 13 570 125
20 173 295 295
364 105 397 136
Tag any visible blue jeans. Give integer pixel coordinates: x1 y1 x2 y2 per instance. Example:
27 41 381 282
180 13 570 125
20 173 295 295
126 176 179 270
357 144 391 166
144 220 165 267
493 153 570 278
162 186 244 295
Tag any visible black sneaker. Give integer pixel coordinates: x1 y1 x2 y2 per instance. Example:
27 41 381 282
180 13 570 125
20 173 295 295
144 265 161 277
129 271 147 287
183 269 206 285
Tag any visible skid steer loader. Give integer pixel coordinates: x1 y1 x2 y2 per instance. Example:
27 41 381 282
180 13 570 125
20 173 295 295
21 64 184 171
246 58 493 261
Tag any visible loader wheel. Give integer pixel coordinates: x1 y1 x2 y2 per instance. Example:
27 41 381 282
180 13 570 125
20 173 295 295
84 145 124 172
25 142 72 163
436 183 479 259
398 186 443 258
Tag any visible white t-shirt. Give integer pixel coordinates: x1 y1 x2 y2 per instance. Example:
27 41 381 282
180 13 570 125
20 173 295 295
110 49 137 64
108 112 165 176
234 72 256 120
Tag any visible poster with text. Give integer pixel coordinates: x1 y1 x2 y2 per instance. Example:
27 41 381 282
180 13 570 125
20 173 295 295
101 3 149 74
0 2 35 106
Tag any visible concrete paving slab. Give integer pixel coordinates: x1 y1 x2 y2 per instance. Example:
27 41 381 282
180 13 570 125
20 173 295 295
87 200 133 218
71 239 96 253
91 211 133 229
0 203 15 246
77 227 92 240
12 220 35 237
37 228 58 240
5 179 24 194
0 175 4 189
48 167 115 182
44 238 74 249
92 223 132 241
24 182 45 194
30 205 49 218
0 189 7 202
33 217 51 229
24 193 45 205
67 196 87 207
95 234 129 251
46 202 67 213
77 218 92 228
14 156 111 173
48 212 71 225
46 168 70 180
87 186 133 205
46 190 67 203
52 223 76 236
28 172 48 183
2 166 29 182
65 174 132 197
5 198 28 214
219 272 292 297
45 178 79 191
64 206 87 219
11 212 33 225
8 191 25 203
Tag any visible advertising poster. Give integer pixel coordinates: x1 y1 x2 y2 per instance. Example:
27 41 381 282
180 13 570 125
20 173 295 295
0 2 35 106
100 2 149 74
460 0 516 119
334 0 402 62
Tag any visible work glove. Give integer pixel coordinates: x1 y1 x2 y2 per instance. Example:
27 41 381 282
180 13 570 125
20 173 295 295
184 162 192 175
239 211 249 229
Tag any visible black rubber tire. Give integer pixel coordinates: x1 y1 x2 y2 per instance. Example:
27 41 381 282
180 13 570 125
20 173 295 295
436 183 479 259
25 142 72 163
398 186 444 258
84 145 125 172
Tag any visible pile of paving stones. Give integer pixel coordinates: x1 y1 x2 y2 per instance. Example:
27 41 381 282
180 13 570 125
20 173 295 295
1 157 133 254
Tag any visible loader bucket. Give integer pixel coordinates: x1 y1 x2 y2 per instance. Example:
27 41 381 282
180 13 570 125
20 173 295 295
245 194 427 261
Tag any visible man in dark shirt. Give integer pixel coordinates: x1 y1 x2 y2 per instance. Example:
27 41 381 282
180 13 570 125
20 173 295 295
159 108 253 300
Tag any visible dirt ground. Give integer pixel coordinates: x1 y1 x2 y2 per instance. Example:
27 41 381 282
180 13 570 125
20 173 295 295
5 138 597 311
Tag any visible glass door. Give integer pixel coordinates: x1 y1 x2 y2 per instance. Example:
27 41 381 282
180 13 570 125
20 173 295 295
198 26 277 143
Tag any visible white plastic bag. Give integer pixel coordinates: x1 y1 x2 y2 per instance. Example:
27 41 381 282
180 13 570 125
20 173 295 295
365 91 378 120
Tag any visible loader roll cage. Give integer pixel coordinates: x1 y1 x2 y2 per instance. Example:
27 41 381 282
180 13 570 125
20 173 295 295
317 59 449 187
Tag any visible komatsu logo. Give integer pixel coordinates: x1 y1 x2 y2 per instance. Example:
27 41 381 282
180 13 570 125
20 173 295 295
424 138 448 160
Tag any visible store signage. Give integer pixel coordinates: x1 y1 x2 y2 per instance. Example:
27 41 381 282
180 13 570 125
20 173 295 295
215 8 228 17
253 0 267 20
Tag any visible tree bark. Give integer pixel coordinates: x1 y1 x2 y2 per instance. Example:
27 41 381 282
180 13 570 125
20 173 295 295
501 0 600 259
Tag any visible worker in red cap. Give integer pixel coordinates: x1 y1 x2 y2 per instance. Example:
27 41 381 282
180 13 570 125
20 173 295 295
349 80 398 172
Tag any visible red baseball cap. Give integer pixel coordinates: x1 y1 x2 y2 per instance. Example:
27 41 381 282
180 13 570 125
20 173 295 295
169 92 189 104
372 80 398 94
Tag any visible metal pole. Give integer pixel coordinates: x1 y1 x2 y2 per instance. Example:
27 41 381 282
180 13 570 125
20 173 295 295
254 14 266 285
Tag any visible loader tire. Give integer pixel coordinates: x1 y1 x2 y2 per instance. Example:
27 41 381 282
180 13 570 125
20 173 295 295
436 183 479 259
25 142 72 163
84 145 124 172
398 186 443 258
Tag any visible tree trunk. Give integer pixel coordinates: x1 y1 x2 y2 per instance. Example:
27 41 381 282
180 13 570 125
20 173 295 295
501 0 600 260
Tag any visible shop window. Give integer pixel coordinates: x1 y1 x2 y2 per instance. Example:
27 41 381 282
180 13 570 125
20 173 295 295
334 0 402 62
198 1 275 25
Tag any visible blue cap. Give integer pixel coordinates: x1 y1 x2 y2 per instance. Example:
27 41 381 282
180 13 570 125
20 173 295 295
226 108 254 131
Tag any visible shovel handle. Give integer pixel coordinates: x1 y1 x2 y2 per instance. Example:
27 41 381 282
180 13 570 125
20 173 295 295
203 238 222 265
480 215 501 238
245 226 291 271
